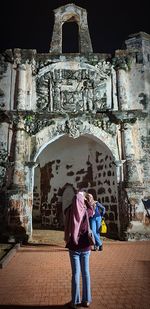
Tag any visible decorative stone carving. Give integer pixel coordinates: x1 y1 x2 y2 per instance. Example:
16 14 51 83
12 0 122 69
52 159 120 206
64 119 83 138
23 113 55 135
95 61 111 80
92 118 117 136
17 64 26 110
36 61 112 113
36 73 50 110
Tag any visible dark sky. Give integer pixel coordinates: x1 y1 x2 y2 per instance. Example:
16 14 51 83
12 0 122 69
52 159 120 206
0 0 149 54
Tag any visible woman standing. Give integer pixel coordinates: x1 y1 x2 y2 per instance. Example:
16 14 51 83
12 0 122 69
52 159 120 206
64 191 94 309
87 194 106 251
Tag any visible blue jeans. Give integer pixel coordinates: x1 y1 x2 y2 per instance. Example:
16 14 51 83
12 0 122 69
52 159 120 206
90 216 102 247
69 250 91 305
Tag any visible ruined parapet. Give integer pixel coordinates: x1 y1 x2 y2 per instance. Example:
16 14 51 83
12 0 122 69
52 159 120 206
49 3 93 54
125 32 150 64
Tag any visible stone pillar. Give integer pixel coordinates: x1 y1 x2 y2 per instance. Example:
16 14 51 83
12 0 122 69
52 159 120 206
8 191 33 242
123 123 143 185
79 11 93 53
122 123 148 240
7 118 32 242
125 187 148 240
12 119 26 188
53 81 61 111
115 160 126 183
49 14 62 53
17 64 26 110
117 69 129 110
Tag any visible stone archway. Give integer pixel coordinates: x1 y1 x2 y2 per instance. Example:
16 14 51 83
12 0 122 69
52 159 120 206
30 124 120 239
6 117 122 242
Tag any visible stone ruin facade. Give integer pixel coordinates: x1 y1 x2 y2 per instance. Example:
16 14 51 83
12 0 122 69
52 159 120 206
0 3 150 242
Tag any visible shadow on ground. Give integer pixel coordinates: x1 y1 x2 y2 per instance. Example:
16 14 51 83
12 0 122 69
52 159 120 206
0 305 71 309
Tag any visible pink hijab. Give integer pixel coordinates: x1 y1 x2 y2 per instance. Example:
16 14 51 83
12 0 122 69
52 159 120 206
64 191 86 245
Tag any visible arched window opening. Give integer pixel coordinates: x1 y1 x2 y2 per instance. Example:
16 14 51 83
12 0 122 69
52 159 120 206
62 22 79 53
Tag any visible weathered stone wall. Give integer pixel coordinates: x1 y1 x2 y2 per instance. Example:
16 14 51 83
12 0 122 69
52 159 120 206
0 4 150 242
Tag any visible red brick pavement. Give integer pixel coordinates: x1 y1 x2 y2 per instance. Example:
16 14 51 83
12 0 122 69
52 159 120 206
0 241 150 309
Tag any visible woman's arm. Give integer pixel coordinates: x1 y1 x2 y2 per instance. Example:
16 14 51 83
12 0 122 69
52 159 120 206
97 202 106 217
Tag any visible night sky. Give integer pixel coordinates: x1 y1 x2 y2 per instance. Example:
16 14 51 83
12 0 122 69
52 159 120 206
0 0 150 55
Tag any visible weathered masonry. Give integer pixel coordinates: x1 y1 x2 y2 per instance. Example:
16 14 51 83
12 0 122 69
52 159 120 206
0 3 150 242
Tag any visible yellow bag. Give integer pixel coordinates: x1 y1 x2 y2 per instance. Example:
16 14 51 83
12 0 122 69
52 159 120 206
100 218 107 234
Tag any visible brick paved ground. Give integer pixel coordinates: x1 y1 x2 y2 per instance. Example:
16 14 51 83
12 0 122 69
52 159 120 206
0 240 150 309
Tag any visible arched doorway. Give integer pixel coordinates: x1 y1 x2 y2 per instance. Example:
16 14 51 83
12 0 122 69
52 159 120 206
32 134 119 239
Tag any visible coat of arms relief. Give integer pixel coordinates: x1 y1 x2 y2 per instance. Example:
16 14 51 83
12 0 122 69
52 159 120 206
36 61 111 112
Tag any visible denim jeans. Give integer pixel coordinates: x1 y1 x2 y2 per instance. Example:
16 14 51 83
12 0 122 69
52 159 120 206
69 250 91 305
90 216 102 247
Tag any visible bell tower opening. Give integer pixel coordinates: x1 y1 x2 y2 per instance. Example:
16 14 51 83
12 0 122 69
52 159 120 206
49 3 93 54
62 22 79 53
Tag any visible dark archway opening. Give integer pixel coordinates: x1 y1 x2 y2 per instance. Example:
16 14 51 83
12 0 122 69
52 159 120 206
62 22 79 53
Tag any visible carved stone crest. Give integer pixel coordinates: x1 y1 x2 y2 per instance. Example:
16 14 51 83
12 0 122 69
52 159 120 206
36 61 112 113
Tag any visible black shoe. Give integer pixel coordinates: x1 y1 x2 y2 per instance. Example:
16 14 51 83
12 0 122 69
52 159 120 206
99 245 103 251
82 301 90 307
66 301 77 308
